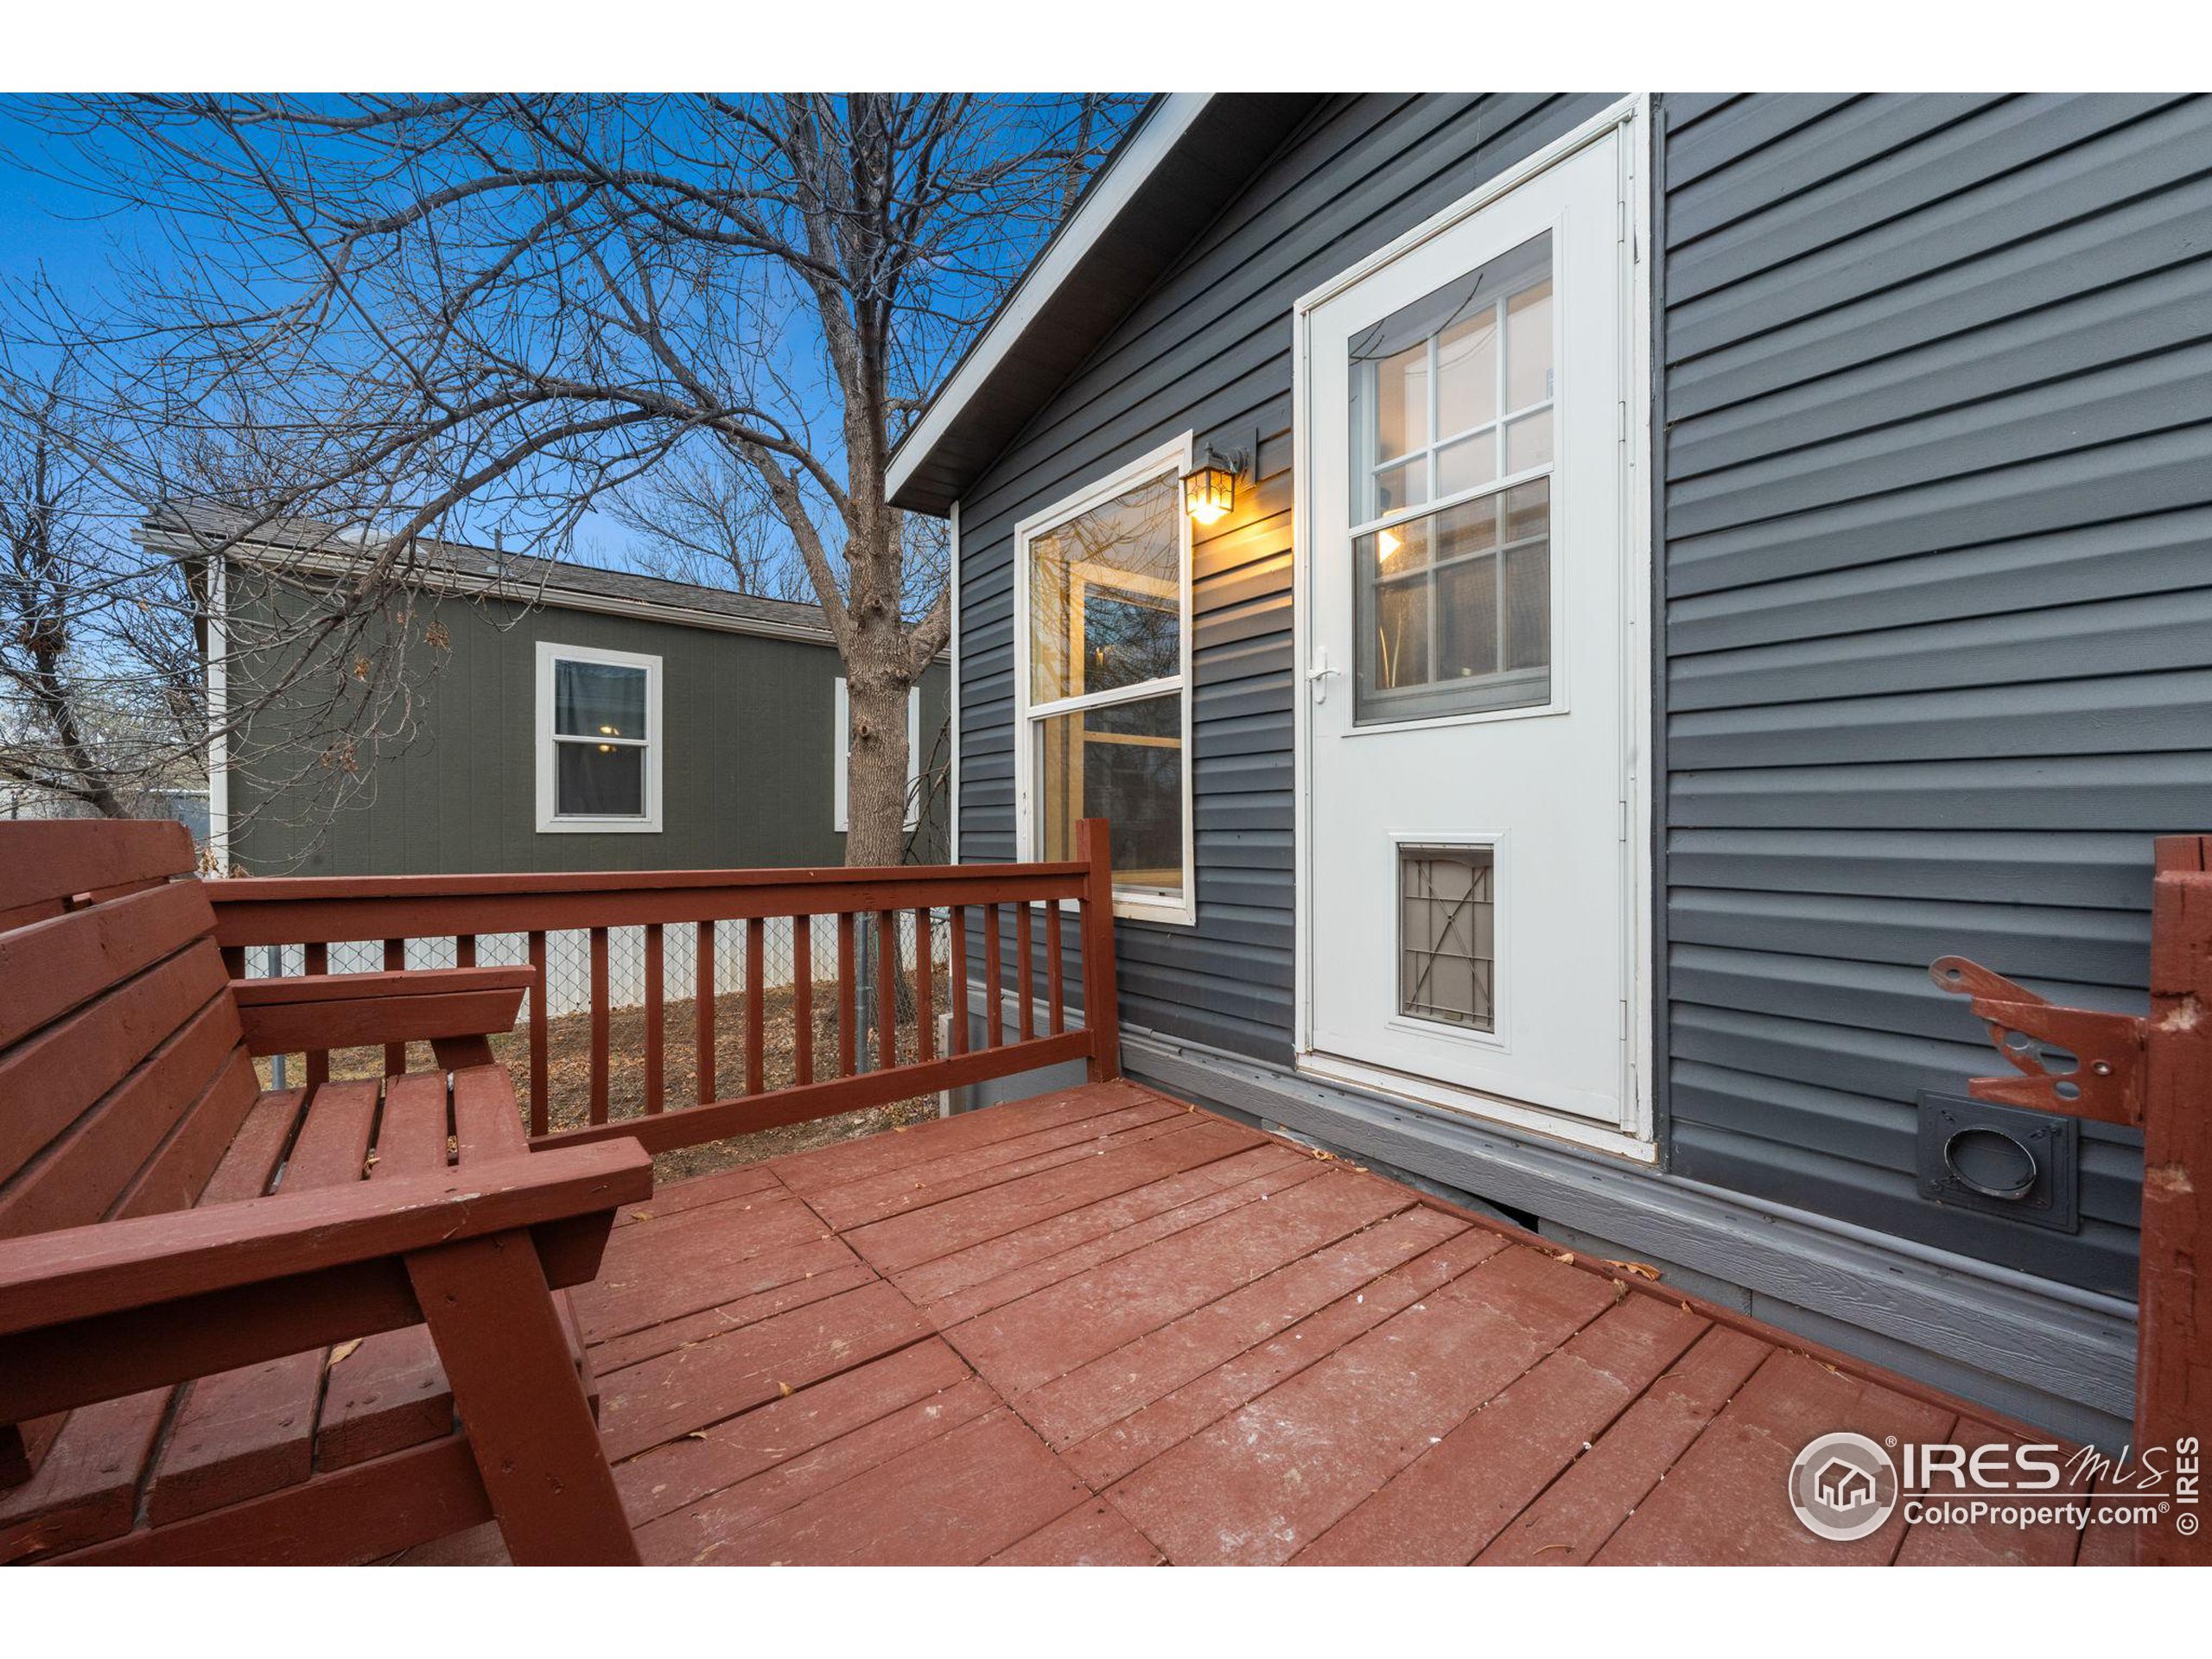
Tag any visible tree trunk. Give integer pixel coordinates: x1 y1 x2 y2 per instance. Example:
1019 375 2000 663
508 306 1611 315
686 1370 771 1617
842 667 912 868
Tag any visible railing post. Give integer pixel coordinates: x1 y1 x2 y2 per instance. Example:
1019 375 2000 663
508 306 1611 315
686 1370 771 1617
2140 836 2212 1567
1075 818 1121 1082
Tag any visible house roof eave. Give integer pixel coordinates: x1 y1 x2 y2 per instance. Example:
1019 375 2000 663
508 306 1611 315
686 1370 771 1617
884 92 1324 518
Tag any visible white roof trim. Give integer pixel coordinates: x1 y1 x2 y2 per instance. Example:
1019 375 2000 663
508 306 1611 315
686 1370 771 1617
883 93 1215 510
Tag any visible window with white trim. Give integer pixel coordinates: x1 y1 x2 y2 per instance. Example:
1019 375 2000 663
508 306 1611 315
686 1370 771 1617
832 677 922 833
535 642 662 832
1014 436 1194 925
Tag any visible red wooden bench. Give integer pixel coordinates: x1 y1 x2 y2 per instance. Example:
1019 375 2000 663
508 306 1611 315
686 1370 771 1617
0 822 651 1565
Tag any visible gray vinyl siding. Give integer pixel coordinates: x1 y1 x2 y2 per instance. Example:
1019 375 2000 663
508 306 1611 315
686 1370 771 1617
1658 92 2212 1300
230 587 950 877
956 94 1619 1059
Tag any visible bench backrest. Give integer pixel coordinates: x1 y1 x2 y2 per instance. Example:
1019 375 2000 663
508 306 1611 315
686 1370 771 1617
0 822 258 1240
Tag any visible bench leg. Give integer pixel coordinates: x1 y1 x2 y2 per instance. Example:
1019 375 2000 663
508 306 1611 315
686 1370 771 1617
407 1230 639 1566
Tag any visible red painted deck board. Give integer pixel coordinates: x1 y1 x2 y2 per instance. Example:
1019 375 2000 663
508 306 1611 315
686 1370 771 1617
382 1080 2106 1566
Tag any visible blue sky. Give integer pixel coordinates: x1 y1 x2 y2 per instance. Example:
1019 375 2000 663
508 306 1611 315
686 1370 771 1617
0 100 1053 578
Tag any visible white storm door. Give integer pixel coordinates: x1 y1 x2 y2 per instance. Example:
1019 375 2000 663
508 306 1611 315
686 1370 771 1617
1302 127 1635 1136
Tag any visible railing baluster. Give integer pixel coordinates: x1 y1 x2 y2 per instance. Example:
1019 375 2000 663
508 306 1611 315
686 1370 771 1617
527 930 549 1137
948 905 969 1056
305 940 330 1089
1076 817 1122 1082
1016 902 1035 1043
383 938 406 1075
914 907 934 1063
876 910 899 1070
746 917 766 1096
983 903 1003 1050
792 915 813 1086
588 925 610 1124
836 912 856 1077
644 922 664 1115
1046 902 1065 1035
696 920 716 1104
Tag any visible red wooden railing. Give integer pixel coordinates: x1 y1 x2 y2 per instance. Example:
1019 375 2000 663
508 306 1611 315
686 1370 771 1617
1936 832 2212 1567
206 820 1121 1158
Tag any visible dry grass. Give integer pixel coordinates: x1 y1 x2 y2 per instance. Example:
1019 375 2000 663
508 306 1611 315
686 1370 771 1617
256 976 943 1185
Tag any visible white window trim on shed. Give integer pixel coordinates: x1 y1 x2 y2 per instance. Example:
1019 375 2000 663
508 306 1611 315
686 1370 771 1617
535 640 664 834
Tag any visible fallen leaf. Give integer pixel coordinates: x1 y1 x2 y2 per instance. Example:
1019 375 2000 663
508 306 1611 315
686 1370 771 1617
1606 1258 1665 1281
628 1209 655 1222
329 1339 363 1364
777 1380 795 1398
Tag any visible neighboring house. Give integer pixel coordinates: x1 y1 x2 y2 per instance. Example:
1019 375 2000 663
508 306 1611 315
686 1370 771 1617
153 516 950 877
890 93 2212 1447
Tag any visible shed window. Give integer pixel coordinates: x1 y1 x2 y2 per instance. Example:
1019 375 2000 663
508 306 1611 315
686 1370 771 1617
1014 437 1194 925
536 642 662 832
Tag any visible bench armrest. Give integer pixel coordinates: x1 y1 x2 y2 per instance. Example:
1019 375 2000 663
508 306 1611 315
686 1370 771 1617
232 965 532 1057
0 1140 652 1425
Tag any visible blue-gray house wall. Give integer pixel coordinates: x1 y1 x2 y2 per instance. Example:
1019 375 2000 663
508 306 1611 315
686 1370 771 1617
946 92 2212 1441
1656 93 2212 1306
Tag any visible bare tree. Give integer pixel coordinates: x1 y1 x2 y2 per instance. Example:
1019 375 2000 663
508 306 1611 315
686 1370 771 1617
0 376 202 818
4 93 1140 865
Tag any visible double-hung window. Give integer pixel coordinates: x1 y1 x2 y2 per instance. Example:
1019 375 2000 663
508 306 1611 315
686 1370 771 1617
535 641 662 832
1014 435 1194 925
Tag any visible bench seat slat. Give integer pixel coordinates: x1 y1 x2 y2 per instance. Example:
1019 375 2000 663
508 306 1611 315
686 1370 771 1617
143 1079 378 1526
319 1073 454 1471
111 1052 267 1224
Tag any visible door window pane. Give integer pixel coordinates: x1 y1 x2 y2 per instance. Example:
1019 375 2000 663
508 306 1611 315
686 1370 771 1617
1435 435 1497 499
1504 408 1552 474
1436 310 1498 438
1505 279 1554 412
1027 473 1182 705
1035 692 1185 899
1354 478 1550 722
1401 844 1495 1032
1374 340 1429 461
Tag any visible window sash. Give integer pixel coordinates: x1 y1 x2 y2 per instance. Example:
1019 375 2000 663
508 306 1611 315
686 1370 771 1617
1013 438 1195 923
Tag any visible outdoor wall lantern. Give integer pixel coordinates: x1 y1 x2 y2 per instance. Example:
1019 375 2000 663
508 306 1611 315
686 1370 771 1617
1182 448 1241 526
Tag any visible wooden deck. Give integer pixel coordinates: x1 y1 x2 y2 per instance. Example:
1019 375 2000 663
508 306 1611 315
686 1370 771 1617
396 1080 2116 1567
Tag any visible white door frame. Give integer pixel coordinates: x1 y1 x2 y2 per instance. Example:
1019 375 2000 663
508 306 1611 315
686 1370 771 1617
1291 93 1656 1161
